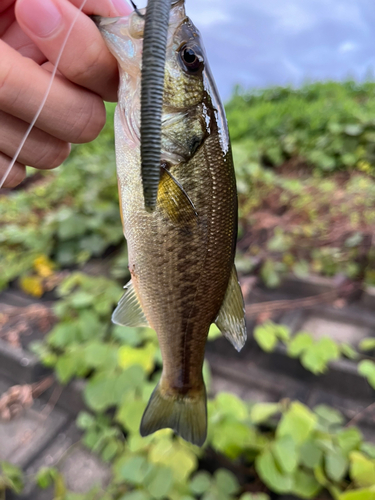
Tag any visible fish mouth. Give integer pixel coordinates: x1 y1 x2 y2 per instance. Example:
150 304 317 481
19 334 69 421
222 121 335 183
90 15 120 27
91 13 141 72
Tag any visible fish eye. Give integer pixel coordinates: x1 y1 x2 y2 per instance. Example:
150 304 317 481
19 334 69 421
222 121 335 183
180 45 203 73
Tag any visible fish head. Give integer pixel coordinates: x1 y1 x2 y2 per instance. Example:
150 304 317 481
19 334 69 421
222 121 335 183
162 4 230 161
94 0 229 157
163 1 205 110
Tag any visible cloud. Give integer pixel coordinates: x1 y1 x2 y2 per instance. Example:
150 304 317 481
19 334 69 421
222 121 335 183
185 0 375 98
339 41 359 53
193 9 228 27
125 0 375 99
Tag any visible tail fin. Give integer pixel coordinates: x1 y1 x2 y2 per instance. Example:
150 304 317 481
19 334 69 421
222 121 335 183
140 380 207 447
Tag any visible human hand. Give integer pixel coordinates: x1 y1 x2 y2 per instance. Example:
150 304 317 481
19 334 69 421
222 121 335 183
0 0 131 188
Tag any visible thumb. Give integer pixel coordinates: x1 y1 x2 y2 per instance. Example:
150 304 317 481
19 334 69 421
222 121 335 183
15 0 132 101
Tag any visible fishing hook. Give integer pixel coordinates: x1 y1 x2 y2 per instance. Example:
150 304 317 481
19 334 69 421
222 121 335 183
130 1 145 18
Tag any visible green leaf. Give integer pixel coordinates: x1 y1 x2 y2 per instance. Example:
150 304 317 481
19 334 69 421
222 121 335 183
48 322 80 348
57 212 87 240
301 337 340 374
208 323 222 341
76 412 95 430
83 342 117 369
55 353 79 384
202 492 219 500
277 402 317 444
287 332 313 357
84 375 116 412
53 471 66 499
261 260 281 288
314 464 329 487
214 469 239 495
358 360 375 389
84 366 144 412
267 229 290 252
36 467 58 489
273 435 298 474
149 439 197 483
0 462 24 494
239 495 270 500
314 405 344 427
112 326 142 346
300 441 323 468
190 472 212 494
339 488 375 500
361 443 375 459
293 260 310 279
256 448 293 493
293 470 321 499
211 419 256 459
337 428 362 455
115 456 151 485
144 466 173 499
250 403 281 424
119 492 151 500
341 343 359 359
350 451 375 487
215 392 248 420
254 323 278 352
77 311 106 341
325 448 348 482
345 124 363 136
203 360 212 393
118 343 156 373
273 324 291 342
359 338 375 352
116 398 147 433
102 439 120 462
70 291 94 308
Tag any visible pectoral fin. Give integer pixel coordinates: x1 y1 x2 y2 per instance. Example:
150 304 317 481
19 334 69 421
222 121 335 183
157 168 198 224
215 266 247 352
112 280 149 327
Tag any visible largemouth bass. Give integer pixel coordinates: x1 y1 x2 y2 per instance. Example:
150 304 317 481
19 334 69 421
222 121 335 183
95 0 246 446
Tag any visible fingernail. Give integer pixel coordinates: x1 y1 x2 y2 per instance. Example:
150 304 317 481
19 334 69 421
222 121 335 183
19 0 62 38
110 0 132 16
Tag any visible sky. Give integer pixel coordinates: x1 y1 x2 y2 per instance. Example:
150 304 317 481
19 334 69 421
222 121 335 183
132 0 375 100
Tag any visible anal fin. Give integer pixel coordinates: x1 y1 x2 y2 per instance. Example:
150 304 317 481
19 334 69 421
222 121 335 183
112 280 149 327
215 266 247 352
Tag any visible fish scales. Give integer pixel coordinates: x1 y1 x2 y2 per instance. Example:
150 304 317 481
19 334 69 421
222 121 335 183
96 0 246 446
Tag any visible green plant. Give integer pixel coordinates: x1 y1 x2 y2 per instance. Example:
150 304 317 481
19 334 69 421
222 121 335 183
0 462 23 498
26 274 375 499
2 82 375 499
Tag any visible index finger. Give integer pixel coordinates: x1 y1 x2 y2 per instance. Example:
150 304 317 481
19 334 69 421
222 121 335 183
15 0 132 102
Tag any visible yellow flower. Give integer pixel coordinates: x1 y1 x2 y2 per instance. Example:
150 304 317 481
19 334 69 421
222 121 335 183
33 255 55 278
357 160 372 174
20 276 43 297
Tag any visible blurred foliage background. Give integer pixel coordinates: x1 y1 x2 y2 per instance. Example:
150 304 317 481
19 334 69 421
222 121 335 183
1 81 375 499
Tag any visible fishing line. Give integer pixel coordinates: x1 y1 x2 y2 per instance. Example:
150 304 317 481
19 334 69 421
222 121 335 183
0 0 89 189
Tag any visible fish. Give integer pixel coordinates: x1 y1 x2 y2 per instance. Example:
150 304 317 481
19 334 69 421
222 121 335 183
94 0 246 447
